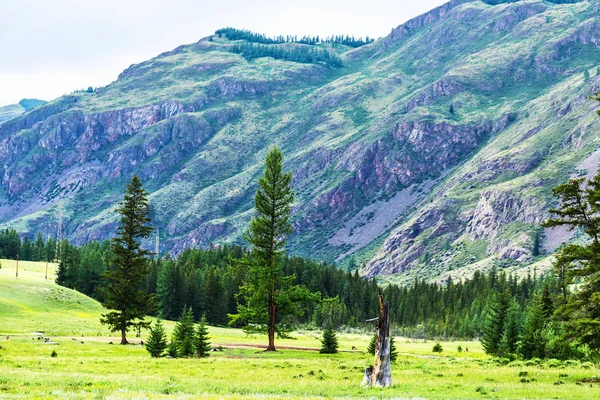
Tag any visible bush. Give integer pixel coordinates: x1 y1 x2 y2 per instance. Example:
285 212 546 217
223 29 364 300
581 362 594 369
564 360 580 368
457 345 463 352
508 361 524 368
51 350 57 357
524 358 541 367
545 359 562 368
432 342 443 353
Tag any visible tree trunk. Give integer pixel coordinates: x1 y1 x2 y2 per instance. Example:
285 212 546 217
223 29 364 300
266 288 276 351
363 293 392 387
120 310 128 345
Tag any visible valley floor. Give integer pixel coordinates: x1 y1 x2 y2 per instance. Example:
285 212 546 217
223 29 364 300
0 260 598 399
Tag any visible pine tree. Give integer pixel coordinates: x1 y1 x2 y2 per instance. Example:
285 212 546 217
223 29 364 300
584 69 591 81
167 334 178 358
230 147 317 351
203 267 227 325
481 289 510 356
194 314 212 357
520 294 549 359
319 325 338 354
146 319 168 357
100 175 155 344
34 232 45 261
499 301 520 357
173 307 196 357
449 104 455 115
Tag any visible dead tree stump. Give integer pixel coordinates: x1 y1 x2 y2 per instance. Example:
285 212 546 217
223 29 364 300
363 291 392 387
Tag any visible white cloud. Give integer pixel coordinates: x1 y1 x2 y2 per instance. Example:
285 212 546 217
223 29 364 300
0 0 448 105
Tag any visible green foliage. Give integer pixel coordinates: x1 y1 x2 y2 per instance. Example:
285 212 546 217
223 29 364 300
230 42 342 68
194 315 211 357
482 289 511 356
216 27 373 48
146 319 168 358
50 350 57 357
543 151 600 353
432 342 443 353
230 147 317 350
319 325 339 354
173 307 196 357
100 175 155 344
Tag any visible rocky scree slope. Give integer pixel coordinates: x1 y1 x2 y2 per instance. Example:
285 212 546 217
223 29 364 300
0 0 599 284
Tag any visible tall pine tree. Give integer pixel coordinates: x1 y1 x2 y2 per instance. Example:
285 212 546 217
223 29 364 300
230 147 317 351
481 289 511 356
100 175 155 344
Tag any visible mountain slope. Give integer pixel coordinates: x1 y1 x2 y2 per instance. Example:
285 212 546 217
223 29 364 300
0 99 46 124
0 0 599 283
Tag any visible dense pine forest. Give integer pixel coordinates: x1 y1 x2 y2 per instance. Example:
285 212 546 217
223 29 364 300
1 228 545 338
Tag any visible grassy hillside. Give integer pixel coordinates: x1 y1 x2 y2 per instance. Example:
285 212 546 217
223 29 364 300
0 104 24 125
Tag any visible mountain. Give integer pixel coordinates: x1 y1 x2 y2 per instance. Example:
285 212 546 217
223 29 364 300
0 99 46 125
0 0 599 284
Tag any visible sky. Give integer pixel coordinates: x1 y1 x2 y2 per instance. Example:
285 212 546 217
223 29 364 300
0 0 448 106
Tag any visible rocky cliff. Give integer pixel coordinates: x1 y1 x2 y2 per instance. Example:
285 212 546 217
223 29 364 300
1 0 600 284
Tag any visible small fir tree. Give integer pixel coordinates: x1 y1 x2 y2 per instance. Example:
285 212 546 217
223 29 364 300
194 315 212 357
146 319 168 357
432 342 443 353
167 334 178 358
173 307 196 357
320 325 338 354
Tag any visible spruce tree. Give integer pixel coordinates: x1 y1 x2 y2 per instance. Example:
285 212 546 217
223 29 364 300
320 325 339 354
173 307 196 357
167 334 178 358
100 175 155 344
146 319 168 357
194 314 212 357
520 294 549 359
203 267 227 325
499 301 520 357
229 147 317 351
481 289 511 356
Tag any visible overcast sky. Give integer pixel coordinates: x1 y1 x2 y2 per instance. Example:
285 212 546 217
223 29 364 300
0 0 447 106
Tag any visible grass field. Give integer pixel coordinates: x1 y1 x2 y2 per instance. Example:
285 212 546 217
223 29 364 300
0 260 599 399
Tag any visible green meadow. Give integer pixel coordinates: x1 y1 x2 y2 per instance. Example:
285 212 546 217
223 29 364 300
0 259 598 399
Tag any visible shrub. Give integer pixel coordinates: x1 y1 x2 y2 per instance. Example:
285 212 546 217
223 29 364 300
457 345 463 352
545 359 562 368
432 342 443 353
564 360 580 368
50 350 58 357
518 371 529 377
508 361 524 368
581 362 594 369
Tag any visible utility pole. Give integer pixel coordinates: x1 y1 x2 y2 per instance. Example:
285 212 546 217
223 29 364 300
155 228 159 259
15 255 19 278
55 202 63 262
